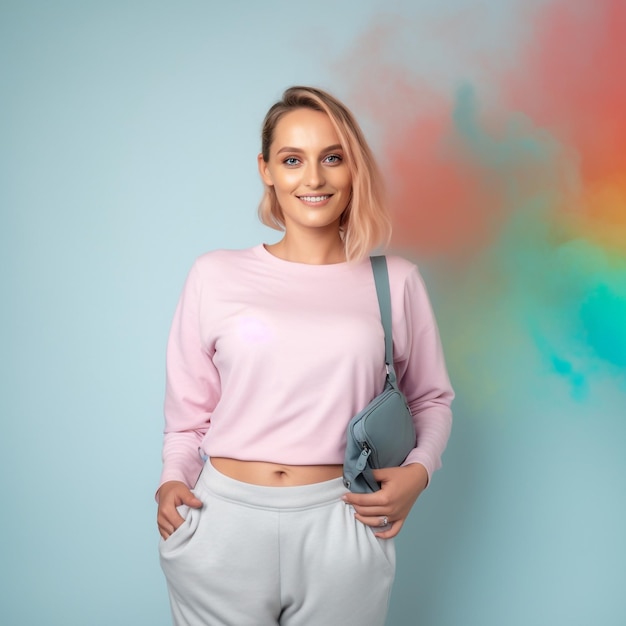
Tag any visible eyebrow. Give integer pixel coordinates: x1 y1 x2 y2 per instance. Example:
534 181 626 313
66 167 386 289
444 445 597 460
275 144 344 155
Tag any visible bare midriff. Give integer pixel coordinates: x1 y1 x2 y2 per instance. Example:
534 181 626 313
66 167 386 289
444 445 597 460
210 458 344 486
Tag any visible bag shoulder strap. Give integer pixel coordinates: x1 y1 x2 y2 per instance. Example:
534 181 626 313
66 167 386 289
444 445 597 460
369 255 399 385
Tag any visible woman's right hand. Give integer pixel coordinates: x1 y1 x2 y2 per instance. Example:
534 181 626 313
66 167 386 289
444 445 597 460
157 480 203 540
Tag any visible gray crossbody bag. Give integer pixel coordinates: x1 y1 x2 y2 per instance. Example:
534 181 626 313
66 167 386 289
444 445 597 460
342 256 417 493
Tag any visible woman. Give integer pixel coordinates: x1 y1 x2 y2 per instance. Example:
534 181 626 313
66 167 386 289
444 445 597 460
157 86 454 625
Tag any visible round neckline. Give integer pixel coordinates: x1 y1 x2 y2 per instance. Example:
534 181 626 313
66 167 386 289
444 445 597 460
253 244 360 273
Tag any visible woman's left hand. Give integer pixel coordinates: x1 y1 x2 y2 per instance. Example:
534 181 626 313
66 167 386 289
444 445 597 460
342 463 429 538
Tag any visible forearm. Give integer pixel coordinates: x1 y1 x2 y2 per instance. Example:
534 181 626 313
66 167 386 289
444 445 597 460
403 403 453 483
159 430 205 493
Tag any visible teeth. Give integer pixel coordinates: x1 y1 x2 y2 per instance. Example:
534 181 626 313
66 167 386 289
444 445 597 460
299 195 330 203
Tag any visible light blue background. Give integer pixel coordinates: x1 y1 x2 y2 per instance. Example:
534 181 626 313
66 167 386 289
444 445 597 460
1 1 625 625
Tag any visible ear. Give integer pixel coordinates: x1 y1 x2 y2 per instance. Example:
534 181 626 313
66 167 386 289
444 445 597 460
257 153 273 186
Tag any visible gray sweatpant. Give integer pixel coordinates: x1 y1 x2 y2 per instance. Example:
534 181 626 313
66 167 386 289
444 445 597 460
159 460 396 625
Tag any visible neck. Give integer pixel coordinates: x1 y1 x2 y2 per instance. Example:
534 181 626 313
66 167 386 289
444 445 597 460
266 231 346 265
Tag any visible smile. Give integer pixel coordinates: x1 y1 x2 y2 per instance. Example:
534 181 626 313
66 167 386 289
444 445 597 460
298 195 331 203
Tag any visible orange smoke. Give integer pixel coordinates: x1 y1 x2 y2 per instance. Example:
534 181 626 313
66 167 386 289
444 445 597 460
382 103 504 258
340 0 626 257
500 0 626 246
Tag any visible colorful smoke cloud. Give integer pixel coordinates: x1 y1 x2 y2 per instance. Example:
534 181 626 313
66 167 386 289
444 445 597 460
340 0 626 403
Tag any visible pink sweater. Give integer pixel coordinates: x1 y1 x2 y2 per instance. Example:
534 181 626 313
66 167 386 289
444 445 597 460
159 245 453 490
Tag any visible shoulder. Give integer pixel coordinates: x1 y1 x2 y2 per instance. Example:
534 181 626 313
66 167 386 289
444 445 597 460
178 247 260 296
383 255 425 291
186 247 264 283
383 254 419 278
193 246 258 272
382 254 435 317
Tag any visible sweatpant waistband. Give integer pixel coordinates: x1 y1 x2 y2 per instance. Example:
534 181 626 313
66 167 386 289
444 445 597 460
197 460 348 510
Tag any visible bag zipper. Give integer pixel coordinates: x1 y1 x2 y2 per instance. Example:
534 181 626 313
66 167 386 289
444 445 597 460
356 443 372 471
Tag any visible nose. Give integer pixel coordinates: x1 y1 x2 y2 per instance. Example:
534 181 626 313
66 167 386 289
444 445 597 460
303 162 324 188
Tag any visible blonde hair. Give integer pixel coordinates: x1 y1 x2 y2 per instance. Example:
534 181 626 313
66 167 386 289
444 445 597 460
258 86 391 261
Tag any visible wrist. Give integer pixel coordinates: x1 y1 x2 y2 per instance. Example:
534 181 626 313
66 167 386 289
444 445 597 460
404 463 429 491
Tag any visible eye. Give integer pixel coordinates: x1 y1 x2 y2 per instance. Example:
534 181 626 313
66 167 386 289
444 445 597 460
283 156 300 166
323 154 343 165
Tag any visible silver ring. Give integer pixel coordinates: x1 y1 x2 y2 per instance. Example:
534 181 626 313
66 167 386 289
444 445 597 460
379 516 388 527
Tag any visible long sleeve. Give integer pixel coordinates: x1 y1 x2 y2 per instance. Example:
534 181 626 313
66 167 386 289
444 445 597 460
159 261 221 491
392 264 454 482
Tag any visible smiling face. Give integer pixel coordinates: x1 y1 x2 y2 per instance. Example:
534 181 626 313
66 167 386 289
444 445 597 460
258 107 352 237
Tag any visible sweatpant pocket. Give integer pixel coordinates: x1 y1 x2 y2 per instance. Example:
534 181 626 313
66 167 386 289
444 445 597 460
159 502 202 558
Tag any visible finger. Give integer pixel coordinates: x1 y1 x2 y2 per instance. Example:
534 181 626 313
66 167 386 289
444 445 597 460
158 511 183 539
354 512 393 529
350 503 391 518
342 492 385 508
182 493 203 508
158 526 170 540
157 520 175 540
374 519 404 539
158 508 186 534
